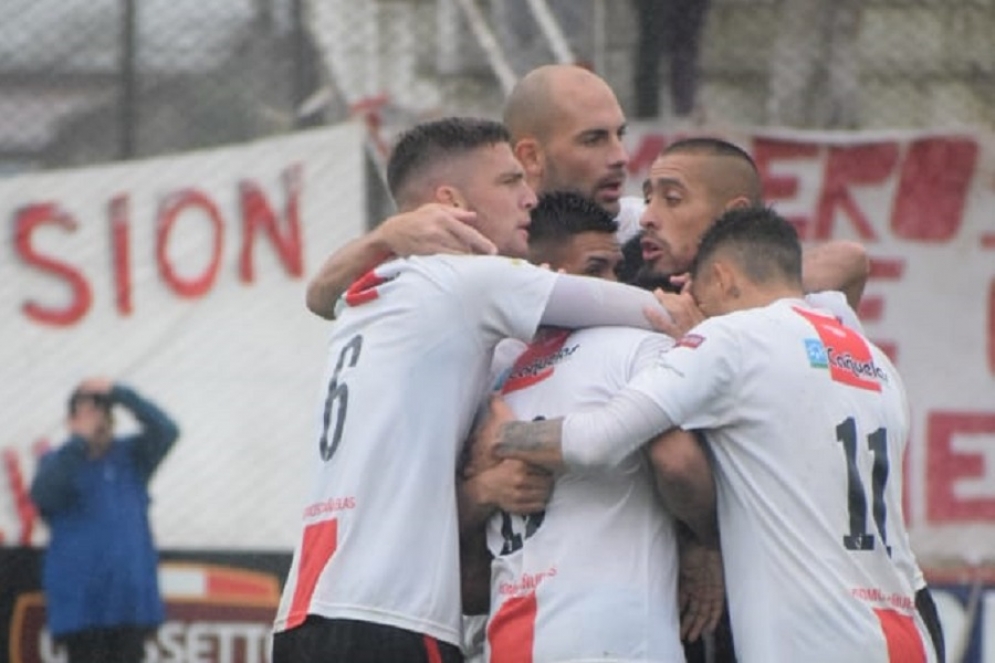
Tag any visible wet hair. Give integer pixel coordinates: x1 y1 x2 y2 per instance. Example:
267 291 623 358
691 206 802 286
528 191 618 247
662 136 764 205
68 389 112 416
386 117 511 203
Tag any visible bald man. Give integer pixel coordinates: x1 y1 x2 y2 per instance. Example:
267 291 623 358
502 65 638 226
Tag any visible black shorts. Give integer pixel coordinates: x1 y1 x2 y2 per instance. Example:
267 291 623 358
272 616 464 663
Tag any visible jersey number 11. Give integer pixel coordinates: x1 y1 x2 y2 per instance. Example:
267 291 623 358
837 416 892 557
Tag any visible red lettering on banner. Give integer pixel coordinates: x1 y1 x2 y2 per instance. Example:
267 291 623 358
815 143 897 240
752 138 820 237
109 195 133 316
860 257 906 363
239 165 304 283
989 279 995 376
627 133 668 177
891 137 977 241
2 448 37 545
926 411 995 521
14 203 93 326
156 189 224 298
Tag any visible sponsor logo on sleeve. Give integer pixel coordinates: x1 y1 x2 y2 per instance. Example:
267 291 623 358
795 307 887 392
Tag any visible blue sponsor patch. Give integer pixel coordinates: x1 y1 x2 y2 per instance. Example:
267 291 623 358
805 338 829 368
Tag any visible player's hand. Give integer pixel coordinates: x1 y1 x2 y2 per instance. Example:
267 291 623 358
477 460 553 515
647 281 704 338
375 204 496 257
76 377 113 397
669 272 691 290
677 536 724 642
463 395 517 478
473 394 516 457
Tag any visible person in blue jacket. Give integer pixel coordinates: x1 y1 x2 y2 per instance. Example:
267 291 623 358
31 378 180 663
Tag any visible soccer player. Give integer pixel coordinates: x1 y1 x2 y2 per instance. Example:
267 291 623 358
271 117 684 663
487 206 938 663
459 191 721 662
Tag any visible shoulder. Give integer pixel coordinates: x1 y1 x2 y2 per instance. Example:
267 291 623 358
406 254 537 277
371 255 539 293
803 290 864 333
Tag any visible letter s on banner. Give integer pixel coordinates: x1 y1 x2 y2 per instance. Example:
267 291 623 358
14 202 92 327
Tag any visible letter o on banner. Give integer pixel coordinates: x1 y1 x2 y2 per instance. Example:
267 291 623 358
156 189 224 298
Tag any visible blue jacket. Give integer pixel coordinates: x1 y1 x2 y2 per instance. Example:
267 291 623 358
30 385 180 637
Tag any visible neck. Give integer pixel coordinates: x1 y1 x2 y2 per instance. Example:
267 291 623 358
727 283 804 314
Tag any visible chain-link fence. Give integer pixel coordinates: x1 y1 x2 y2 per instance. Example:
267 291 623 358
0 0 322 173
2 0 993 177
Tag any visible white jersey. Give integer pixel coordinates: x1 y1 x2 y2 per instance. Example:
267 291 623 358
486 326 684 663
615 195 645 245
805 290 864 333
274 255 559 646
628 298 934 663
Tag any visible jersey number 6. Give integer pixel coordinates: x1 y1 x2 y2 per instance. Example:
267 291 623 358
320 334 363 461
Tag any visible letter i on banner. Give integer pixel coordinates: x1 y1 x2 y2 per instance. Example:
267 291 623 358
110 194 133 315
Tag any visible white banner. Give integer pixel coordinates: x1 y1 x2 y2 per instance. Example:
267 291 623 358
0 122 366 549
2 122 995 567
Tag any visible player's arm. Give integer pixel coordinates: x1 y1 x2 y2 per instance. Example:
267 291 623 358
306 204 496 319
649 429 724 640
491 321 738 470
490 384 673 472
800 240 869 310
649 430 718 547
538 273 678 334
459 525 493 615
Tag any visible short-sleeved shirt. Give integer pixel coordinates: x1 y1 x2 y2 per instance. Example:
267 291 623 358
273 255 559 646
485 325 684 662
626 298 934 663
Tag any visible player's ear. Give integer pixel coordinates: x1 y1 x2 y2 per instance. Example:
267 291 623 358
436 185 467 209
514 138 542 178
713 260 736 294
723 196 752 212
